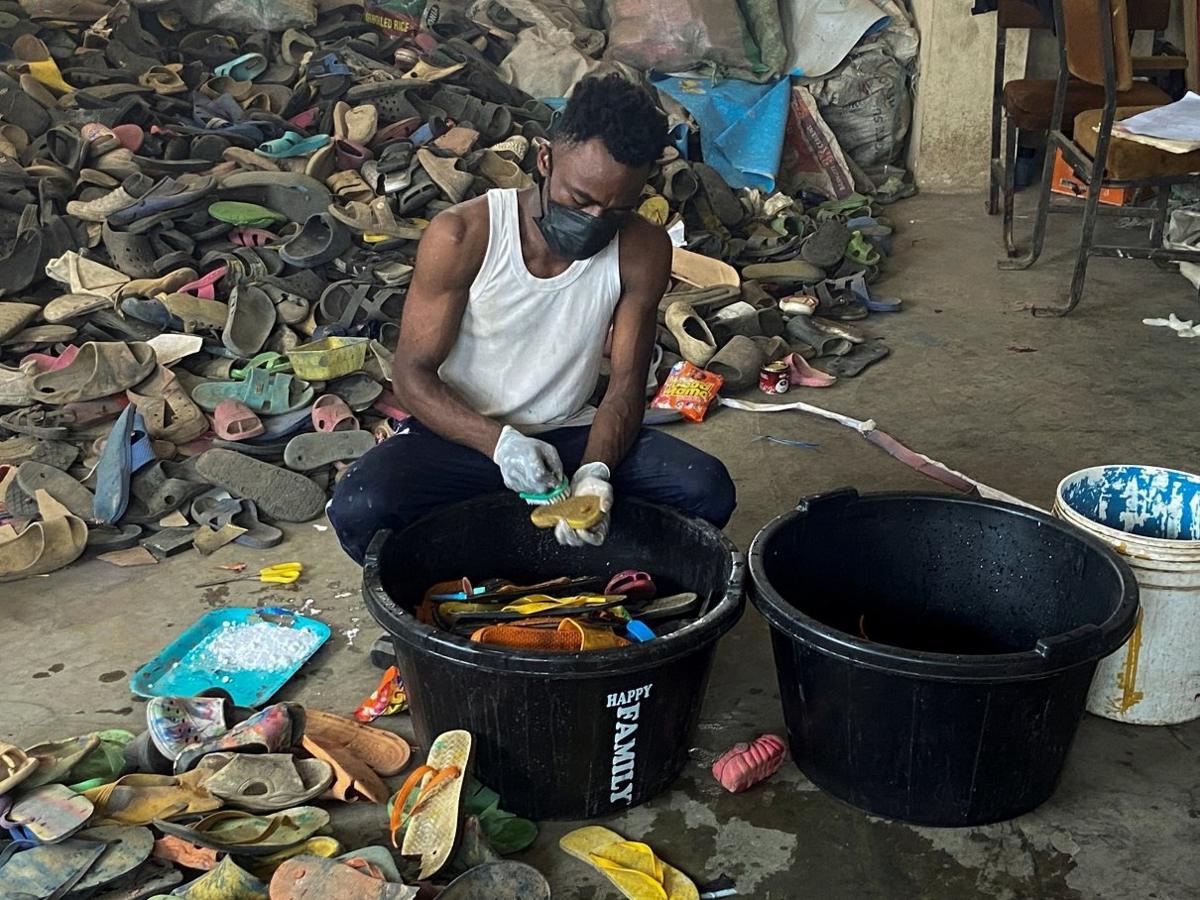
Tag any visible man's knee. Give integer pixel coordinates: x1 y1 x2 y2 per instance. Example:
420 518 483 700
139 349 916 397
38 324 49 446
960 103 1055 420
676 452 736 527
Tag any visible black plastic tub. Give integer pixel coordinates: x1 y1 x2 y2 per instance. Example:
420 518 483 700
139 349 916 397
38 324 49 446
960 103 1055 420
363 493 744 820
749 489 1139 827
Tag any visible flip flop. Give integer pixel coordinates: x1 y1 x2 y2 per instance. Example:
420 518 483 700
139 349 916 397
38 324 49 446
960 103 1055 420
23 734 100 789
311 394 358 432
639 592 700 622
30 341 156 405
4 783 94 843
214 400 265 441
329 373 383 412
283 430 374 471
394 729 471 879
814 282 867 321
0 840 107 897
820 340 890 378
741 260 825 287
195 754 334 813
193 449 326 522
242 836 342 881
177 266 229 301
122 460 208 525
529 496 604 532
785 317 853 357
439 861 550 900
711 733 787 793
84 524 143 556
192 368 314 415
12 462 94 519
84 770 221 826
218 172 333 223
224 285 278 358
67 824 155 893
560 826 699 900
268 855 418 899
154 806 330 857
64 729 136 791
172 855 268 898
800 220 851 269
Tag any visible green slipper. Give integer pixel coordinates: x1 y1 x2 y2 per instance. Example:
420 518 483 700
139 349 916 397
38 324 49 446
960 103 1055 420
66 729 135 792
846 231 881 267
208 201 287 227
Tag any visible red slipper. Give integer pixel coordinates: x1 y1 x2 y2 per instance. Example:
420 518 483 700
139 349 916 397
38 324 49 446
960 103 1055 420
711 733 786 793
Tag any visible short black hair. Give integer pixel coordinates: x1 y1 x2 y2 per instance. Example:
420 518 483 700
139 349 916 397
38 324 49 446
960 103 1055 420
555 73 667 169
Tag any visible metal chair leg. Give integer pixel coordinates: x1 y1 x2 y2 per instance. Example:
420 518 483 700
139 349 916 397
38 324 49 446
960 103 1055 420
999 135 1058 271
1034 156 1105 317
1149 188 1170 247
1002 118 1020 256
987 28 1008 216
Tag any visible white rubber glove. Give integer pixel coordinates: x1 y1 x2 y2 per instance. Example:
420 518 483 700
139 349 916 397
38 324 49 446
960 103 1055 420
554 461 613 548
492 425 564 495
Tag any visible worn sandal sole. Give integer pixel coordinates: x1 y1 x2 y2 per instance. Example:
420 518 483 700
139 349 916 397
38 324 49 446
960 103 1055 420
283 430 375 471
400 729 471 880
193 449 326 522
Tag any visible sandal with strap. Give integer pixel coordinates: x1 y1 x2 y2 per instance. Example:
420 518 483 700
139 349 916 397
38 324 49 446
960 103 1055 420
191 367 314 415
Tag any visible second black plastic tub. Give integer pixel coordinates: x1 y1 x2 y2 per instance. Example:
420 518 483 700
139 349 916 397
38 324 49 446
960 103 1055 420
749 489 1139 826
363 494 744 820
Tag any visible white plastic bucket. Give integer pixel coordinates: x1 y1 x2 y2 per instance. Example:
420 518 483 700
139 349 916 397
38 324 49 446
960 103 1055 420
1055 465 1200 725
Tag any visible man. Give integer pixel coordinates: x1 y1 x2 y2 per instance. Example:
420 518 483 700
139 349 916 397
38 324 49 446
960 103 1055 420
329 74 736 563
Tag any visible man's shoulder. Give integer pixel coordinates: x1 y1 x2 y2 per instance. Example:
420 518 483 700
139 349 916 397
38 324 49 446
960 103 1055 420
618 217 672 281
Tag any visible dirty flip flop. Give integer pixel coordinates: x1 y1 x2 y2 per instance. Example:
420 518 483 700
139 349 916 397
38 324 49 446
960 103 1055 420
22 734 100 788
820 340 890 377
93 405 154 525
0 741 37 796
283 430 375 471
0 840 107 897
154 806 330 857
269 855 418 899
303 709 411 777
439 861 550 900
30 341 156 405
394 729 471 879
560 825 699 900
224 284 278 358
13 462 95 519
193 448 326 522
4 783 94 843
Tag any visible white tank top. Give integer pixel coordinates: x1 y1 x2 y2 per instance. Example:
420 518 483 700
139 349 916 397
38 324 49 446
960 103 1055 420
438 188 622 430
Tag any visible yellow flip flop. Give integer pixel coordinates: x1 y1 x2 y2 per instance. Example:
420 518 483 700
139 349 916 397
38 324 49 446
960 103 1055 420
395 729 471 880
500 594 615 616
529 495 603 531
560 826 699 900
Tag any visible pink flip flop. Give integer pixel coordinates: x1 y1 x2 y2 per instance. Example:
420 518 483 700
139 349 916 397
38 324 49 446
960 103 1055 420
288 107 320 130
312 394 358 433
178 266 229 301
112 124 145 153
712 733 786 793
229 228 278 248
213 399 264 441
784 353 836 388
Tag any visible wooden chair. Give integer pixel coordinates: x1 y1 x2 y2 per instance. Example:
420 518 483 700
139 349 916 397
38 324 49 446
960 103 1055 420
1001 0 1200 316
988 0 1174 257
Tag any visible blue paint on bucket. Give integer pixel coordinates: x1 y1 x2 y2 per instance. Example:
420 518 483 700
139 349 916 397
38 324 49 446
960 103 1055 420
1059 465 1200 541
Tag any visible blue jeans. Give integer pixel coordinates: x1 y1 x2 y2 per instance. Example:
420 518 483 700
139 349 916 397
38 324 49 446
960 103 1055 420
328 421 737 564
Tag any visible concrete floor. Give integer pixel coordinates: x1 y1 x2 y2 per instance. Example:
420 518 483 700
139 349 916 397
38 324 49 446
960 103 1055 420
4 192 1199 899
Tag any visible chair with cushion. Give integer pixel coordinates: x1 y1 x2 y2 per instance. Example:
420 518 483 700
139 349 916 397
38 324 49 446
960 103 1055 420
988 0 1173 254
1001 0 1200 315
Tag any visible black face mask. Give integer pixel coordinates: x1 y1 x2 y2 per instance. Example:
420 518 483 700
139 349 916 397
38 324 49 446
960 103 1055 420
535 154 623 261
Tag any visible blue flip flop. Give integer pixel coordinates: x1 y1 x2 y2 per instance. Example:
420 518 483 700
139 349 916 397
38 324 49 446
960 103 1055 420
93 406 155 525
214 52 268 82
256 131 330 159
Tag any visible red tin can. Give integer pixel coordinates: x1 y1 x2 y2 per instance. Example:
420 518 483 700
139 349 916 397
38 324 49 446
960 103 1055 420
759 360 790 394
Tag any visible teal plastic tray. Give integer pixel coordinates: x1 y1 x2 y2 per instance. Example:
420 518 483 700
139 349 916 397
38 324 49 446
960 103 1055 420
130 607 331 708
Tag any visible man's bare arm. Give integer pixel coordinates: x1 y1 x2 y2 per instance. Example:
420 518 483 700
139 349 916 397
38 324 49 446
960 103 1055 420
581 221 673 469
391 208 503 457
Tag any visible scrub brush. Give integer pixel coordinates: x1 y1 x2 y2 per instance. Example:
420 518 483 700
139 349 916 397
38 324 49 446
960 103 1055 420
519 478 571 506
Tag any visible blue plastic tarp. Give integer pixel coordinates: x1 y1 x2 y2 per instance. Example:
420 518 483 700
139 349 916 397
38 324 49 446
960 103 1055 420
651 73 793 193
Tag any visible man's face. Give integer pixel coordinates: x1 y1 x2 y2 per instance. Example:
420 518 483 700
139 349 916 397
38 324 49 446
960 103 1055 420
536 137 649 225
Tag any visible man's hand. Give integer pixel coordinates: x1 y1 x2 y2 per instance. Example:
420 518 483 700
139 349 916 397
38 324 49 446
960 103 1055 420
555 462 613 547
493 425 564 495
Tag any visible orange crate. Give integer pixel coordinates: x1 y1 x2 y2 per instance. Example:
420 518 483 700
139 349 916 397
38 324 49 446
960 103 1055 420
1050 148 1136 206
